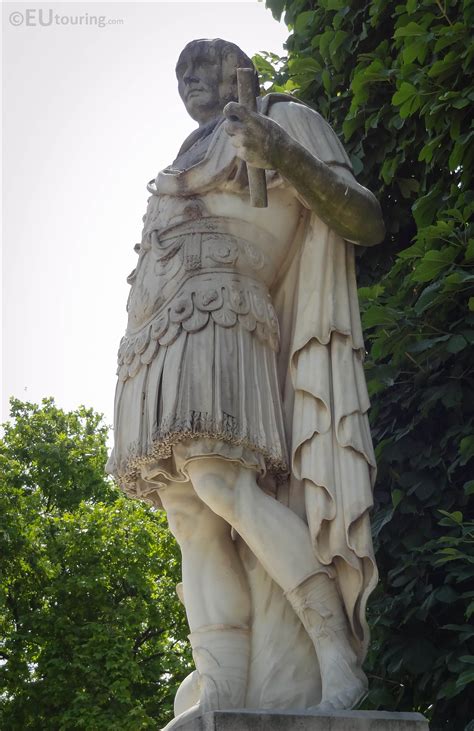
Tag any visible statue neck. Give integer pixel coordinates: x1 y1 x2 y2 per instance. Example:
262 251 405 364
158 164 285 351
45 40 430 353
172 116 223 171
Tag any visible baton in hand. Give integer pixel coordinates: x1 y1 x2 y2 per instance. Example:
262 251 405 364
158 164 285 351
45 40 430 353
236 68 268 209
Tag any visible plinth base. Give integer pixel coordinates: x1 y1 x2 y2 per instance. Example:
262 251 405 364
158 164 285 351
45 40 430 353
175 709 430 731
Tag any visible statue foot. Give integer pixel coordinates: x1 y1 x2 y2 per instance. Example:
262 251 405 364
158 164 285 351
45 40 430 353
162 702 207 731
311 670 367 713
162 625 249 731
314 683 367 713
313 624 368 711
286 573 368 711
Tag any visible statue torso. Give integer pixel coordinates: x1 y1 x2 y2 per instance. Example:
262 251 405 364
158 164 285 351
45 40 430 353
116 117 304 381
122 184 302 359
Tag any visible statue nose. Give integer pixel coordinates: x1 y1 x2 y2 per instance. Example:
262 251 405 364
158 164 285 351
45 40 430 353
184 74 200 86
183 64 200 86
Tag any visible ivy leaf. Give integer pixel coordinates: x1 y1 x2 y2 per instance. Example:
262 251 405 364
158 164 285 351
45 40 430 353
438 510 463 525
418 134 444 163
446 334 468 353
371 506 394 538
412 186 444 227
455 669 474 690
350 153 364 175
444 270 474 290
407 334 450 353
398 177 420 198
465 238 474 262
392 82 421 117
322 68 332 93
464 481 474 496
294 10 316 34
460 436 474 465
414 280 442 314
363 304 396 327
412 247 458 282
394 21 426 38
392 489 404 508
428 52 458 79
323 0 345 8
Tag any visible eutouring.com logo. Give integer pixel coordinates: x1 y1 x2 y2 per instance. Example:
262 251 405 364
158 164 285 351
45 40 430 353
9 9 124 28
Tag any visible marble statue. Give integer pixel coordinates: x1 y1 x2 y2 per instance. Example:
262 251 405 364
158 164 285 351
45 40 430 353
107 38 385 731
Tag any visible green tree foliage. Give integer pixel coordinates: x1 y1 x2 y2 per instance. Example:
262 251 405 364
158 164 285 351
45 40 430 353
258 1 473 728
0 398 191 730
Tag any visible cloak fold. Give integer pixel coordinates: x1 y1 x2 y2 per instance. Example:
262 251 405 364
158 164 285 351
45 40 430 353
267 97 378 659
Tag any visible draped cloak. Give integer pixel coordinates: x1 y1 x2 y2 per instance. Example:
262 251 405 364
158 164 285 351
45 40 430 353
108 94 378 708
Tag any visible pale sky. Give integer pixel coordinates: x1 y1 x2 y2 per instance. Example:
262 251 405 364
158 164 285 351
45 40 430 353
2 1 288 429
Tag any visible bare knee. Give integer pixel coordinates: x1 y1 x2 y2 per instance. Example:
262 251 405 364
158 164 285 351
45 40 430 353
159 485 203 546
166 504 197 545
160 482 230 547
183 458 234 521
186 458 257 525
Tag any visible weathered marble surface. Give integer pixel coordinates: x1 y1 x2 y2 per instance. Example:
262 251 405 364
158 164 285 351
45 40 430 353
175 710 430 731
107 38 386 730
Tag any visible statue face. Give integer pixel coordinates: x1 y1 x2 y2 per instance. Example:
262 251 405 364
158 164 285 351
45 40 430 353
177 52 221 124
176 43 239 125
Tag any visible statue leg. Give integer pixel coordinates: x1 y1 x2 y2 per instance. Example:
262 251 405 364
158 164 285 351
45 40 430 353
158 482 250 730
159 482 251 630
185 458 366 712
184 460 321 591
285 574 367 712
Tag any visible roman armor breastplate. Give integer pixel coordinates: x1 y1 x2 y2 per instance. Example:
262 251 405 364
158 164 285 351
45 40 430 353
116 218 281 383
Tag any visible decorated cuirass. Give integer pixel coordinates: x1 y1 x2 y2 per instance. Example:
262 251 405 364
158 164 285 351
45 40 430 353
116 201 283 384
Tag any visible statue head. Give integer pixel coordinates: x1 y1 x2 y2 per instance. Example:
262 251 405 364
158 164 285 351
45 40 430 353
176 38 259 125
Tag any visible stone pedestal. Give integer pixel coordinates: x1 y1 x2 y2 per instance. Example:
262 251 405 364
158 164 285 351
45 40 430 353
176 709 430 731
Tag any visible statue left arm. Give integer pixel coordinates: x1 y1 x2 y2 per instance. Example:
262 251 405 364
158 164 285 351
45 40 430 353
223 101 385 248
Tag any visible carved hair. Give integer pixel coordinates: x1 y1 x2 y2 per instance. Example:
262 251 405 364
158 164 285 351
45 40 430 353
176 38 260 99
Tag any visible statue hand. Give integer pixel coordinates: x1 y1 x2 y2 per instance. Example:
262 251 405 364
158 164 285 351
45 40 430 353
223 102 282 170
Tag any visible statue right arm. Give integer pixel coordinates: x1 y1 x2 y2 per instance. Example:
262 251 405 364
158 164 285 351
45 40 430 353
224 101 385 248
